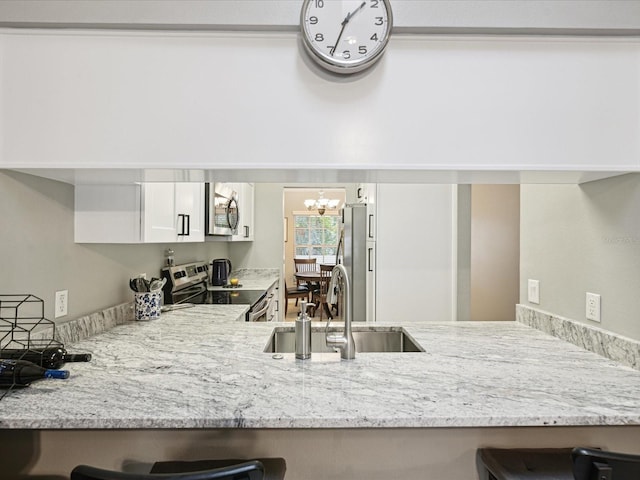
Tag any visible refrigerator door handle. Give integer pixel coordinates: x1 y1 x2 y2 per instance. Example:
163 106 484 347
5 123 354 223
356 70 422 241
335 228 344 265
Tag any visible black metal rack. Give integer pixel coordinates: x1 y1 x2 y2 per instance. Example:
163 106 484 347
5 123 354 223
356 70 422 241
0 294 61 398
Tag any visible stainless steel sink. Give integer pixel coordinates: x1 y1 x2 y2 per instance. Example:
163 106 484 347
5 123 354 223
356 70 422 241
263 327 425 354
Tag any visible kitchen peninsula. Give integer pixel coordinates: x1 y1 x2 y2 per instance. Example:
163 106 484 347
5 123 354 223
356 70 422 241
1 305 639 480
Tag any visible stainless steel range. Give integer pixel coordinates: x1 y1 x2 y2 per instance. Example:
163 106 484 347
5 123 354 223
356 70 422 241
161 261 269 321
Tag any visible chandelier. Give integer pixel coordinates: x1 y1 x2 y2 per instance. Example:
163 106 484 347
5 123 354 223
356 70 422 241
304 190 340 216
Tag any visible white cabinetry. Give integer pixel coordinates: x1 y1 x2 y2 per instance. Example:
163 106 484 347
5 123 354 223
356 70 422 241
375 184 457 322
232 183 255 242
357 183 377 323
75 183 204 243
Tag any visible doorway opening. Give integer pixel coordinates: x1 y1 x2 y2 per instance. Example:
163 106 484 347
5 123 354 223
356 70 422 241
282 187 346 321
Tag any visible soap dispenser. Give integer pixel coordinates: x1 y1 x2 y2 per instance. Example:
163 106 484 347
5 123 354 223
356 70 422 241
295 301 314 360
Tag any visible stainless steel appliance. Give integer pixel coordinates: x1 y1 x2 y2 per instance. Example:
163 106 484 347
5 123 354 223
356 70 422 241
336 204 375 322
161 261 269 321
211 259 232 286
205 183 239 235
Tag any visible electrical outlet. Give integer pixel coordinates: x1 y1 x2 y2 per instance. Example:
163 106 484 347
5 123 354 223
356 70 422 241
527 279 540 304
55 290 68 318
586 292 601 322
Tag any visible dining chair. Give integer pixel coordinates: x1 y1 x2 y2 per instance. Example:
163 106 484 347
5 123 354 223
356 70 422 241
311 264 334 321
293 258 318 289
284 280 310 315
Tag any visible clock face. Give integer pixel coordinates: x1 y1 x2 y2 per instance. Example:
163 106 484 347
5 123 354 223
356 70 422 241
300 0 393 74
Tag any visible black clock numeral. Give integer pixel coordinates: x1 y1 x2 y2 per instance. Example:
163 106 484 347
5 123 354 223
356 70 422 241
315 33 324 42
343 50 351 59
315 0 324 7
309 16 318 25
370 0 379 7
359 46 367 55
374 16 383 25
370 33 378 41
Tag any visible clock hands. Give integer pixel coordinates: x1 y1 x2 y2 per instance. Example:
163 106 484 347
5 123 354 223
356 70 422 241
329 1 367 57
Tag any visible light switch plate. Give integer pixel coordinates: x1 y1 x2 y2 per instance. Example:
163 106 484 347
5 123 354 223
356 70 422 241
527 279 540 304
586 292 601 322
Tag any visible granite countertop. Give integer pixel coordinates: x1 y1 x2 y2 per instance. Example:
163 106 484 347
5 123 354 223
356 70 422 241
207 268 279 291
1 306 640 430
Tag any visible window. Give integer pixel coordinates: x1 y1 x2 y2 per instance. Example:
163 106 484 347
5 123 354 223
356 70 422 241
294 213 340 262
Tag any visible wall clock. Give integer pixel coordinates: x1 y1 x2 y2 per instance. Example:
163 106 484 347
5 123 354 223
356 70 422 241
300 0 393 75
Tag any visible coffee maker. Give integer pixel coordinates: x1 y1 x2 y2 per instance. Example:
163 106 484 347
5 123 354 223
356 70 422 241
211 259 232 286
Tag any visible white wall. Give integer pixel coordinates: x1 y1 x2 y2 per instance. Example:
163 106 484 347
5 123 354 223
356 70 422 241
520 173 640 340
1 31 638 180
376 184 457 322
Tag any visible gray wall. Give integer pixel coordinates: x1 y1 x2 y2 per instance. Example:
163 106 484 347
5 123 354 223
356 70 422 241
520 173 640 340
0 170 229 322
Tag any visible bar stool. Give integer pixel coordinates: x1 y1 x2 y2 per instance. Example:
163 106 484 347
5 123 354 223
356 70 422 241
151 458 286 480
573 447 640 480
71 457 286 480
477 447 640 480
476 448 574 480
71 460 264 480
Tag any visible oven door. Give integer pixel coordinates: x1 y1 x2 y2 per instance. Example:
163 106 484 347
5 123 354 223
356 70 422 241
206 183 239 236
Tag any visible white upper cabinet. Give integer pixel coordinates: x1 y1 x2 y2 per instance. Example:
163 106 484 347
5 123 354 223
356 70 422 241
144 183 204 243
75 183 204 243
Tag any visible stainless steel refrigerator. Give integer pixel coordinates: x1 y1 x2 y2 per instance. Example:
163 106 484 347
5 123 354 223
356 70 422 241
336 203 376 323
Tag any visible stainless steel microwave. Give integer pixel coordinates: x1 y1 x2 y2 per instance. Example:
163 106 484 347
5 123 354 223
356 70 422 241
205 183 239 236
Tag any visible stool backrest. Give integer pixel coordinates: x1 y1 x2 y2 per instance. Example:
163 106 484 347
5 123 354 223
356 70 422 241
71 460 264 480
573 447 640 480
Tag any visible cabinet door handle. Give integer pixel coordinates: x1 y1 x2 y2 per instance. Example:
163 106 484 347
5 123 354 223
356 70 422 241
357 187 363 199
244 226 250 238
368 248 374 272
368 214 374 239
185 214 190 236
177 214 186 236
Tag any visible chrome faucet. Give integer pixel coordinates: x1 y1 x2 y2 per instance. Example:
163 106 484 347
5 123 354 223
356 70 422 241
325 264 355 360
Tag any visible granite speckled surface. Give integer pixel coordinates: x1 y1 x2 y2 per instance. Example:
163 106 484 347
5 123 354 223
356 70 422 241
2 306 640 430
208 269 279 291
517 304 640 370
29 302 132 346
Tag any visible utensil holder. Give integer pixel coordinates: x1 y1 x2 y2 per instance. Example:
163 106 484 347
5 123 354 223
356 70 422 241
134 292 162 321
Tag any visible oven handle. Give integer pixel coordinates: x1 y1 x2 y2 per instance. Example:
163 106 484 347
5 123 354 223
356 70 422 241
173 286 207 304
247 297 269 322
